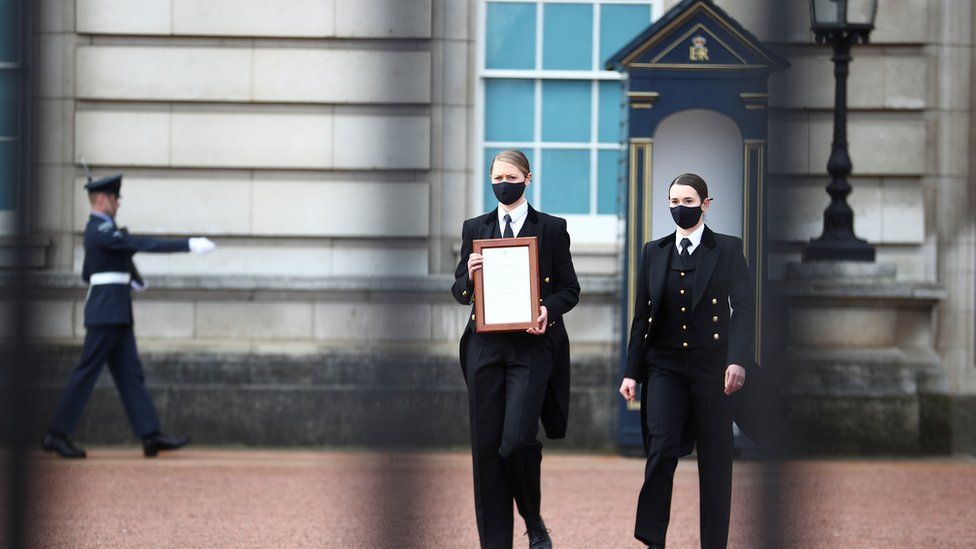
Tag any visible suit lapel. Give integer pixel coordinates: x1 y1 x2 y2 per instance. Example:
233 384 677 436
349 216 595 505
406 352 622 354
691 226 720 311
517 205 540 238
478 208 499 240
649 233 673 312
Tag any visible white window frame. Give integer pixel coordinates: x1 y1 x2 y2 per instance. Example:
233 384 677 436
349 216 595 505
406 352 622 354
1 0 29 234
0 62 21 233
474 0 660 244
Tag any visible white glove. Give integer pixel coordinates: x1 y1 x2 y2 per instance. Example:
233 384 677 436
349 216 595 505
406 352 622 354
189 237 216 255
130 280 149 292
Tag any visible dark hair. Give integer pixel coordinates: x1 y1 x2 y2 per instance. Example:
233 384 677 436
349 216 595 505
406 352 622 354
489 149 531 177
668 173 708 201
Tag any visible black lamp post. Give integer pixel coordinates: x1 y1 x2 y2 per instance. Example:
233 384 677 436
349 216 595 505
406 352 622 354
802 0 878 262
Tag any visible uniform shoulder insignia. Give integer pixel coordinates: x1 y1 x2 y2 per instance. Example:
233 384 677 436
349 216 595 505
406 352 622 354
97 221 114 233
112 230 124 239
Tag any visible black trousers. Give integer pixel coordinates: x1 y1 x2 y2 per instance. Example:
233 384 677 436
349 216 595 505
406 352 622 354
465 331 554 549
48 325 161 438
636 348 733 549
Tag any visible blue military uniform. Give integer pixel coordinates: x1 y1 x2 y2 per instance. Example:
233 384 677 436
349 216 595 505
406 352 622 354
47 174 191 442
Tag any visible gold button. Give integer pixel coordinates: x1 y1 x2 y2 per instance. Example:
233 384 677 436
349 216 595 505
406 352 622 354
471 314 476 320
712 298 718 305
682 342 689 348
462 290 468 296
679 289 685 295
680 272 686 277
544 277 551 283
681 325 687 330
713 316 719 322
680 307 686 312
714 333 720 340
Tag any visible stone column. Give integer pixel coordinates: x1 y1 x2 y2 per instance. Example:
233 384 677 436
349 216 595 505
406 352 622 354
929 0 976 454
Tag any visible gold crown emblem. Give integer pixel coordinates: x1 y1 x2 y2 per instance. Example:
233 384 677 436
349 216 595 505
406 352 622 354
691 35 707 48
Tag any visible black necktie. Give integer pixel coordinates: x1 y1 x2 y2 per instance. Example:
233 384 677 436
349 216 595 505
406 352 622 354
503 213 514 238
680 237 692 260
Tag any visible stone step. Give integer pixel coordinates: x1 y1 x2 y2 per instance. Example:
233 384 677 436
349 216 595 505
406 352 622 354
20 345 619 450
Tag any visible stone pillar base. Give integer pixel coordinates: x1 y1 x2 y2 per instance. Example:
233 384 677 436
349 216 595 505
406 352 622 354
772 262 946 455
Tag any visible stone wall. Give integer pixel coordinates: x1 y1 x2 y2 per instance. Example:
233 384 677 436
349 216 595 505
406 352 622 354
8 273 620 449
715 0 975 454
13 0 975 453
24 345 618 449
36 0 443 276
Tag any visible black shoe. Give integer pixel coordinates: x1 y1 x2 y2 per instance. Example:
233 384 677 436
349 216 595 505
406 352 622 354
525 517 552 549
142 432 189 457
41 431 86 458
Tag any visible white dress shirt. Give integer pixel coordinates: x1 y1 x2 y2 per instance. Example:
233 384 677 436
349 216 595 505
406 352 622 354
498 200 529 237
674 223 705 256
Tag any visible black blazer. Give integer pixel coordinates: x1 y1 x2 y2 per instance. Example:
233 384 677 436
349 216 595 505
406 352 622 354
625 225 755 382
625 225 786 454
81 214 189 327
452 205 581 439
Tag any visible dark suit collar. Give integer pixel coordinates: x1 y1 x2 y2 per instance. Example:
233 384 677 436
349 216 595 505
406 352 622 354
478 207 499 239
649 236 673 313
656 232 674 248
518 204 540 237
90 211 114 224
700 225 717 249
480 203 539 238
481 206 498 224
656 225 716 249
649 225 719 312
691 226 720 311
482 203 537 222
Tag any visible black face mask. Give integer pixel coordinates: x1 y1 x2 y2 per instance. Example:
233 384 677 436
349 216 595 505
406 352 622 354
492 181 526 206
670 204 703 230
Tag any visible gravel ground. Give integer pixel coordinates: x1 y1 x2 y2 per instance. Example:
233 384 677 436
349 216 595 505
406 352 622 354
4 448 975 548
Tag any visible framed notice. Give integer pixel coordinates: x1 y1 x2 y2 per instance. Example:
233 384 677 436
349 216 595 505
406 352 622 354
472 236 541 333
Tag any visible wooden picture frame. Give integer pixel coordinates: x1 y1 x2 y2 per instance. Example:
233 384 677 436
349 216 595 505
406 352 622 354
472 236 541 333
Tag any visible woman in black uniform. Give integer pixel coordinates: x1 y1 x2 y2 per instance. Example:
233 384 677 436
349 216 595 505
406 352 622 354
619 173 754 549
452 149 580 549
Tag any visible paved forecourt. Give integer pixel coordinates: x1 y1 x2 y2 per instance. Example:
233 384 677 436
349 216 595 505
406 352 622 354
6 450 976 548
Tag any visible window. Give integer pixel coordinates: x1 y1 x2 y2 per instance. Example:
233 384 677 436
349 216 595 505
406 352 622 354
0 0 27 230
477 1 657 243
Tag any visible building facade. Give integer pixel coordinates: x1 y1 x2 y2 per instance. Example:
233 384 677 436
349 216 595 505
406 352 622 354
3 0 974 452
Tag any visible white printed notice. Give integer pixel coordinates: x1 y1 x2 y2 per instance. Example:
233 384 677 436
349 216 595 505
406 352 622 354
481 246 533 325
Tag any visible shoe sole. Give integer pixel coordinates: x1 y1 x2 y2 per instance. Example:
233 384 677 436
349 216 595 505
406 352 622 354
143 442 188 458
41 444 86 459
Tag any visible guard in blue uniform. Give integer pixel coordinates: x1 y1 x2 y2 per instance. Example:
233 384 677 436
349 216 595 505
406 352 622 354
42 173 216 458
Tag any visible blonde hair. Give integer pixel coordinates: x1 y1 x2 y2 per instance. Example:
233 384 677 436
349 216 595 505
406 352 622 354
489 149 531 177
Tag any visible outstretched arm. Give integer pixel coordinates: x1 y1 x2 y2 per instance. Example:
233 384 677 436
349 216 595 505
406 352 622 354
93 227 215 255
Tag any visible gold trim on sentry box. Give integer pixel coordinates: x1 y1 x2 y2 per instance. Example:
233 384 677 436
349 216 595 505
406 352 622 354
620 1 780 68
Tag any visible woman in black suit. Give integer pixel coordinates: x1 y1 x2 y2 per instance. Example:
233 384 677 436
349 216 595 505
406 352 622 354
619 173 754 549
452 149 580 549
